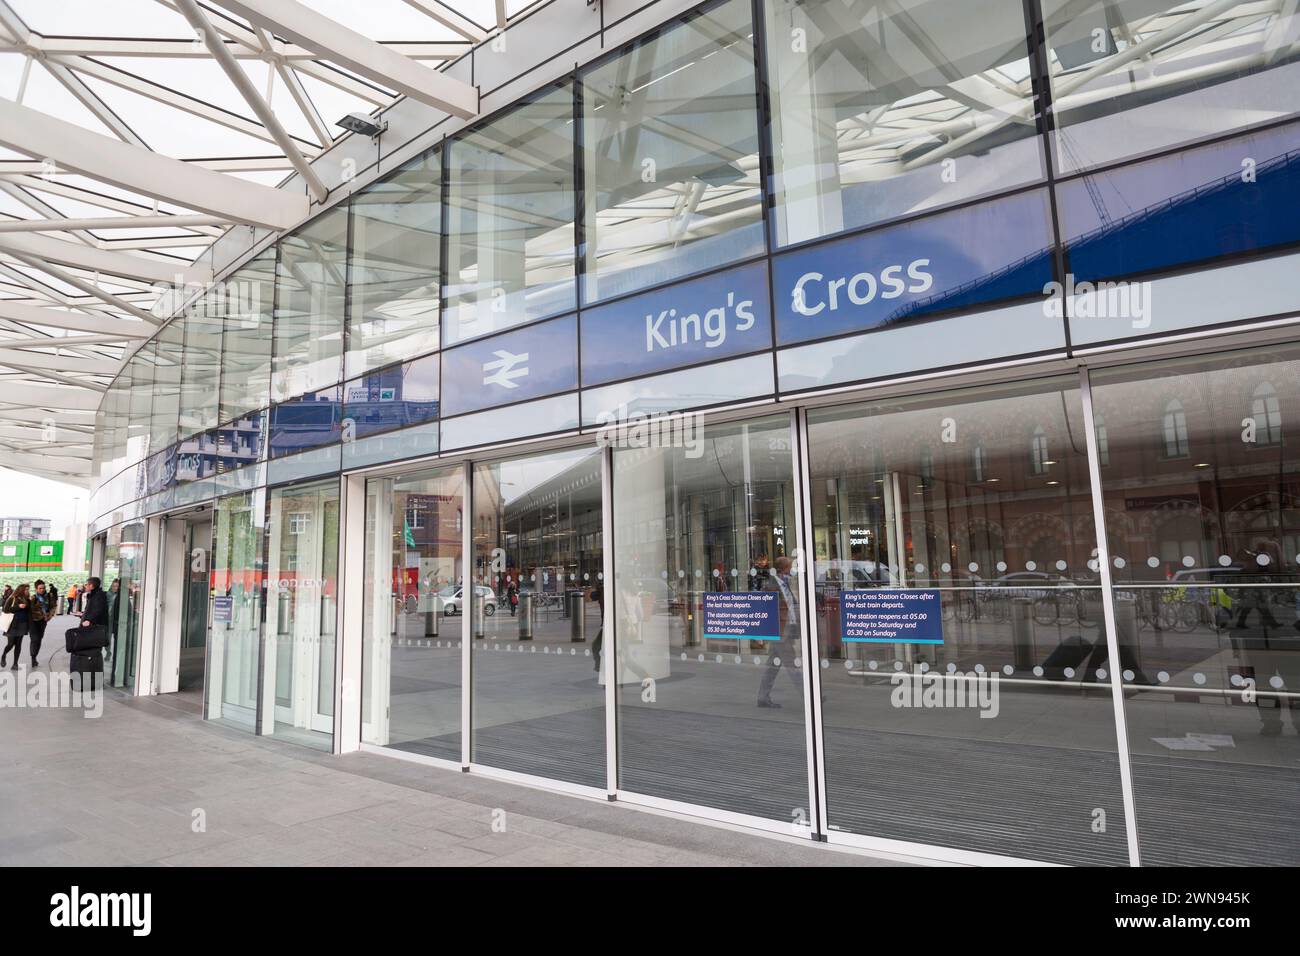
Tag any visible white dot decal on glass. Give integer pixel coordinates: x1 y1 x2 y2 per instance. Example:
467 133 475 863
1230 674 1243 687
1056 560 1067 571
1181 555 1195 568
1193 672 1207 685
974 663 985 674
597 572 604 580
1064 667 1075 679
821 659 829 669
918 662 929 673
530 574 536 582
1257 553 1271 567
941 562 952 573
1147 557 1160 569
1002 665 1014 676
844 659 855 670
1270 675 1285 689
1033 666 1044 677
968 562 979 573
915 564 925 574
583 573 589 580
1123 670 1135 682
584 649 590 656
1219 555 1232 566
1088 559 1099 572
1113 557 1126 569
996 561 1007 573
794 658 803 668
734 655 742 664
697 654 704 662
1026 561 1037 571
695 570 702 578
730 568 738 577
531 647 536 653
715 654 723 663
661 570 668 579
680 652 687 660
894 661 905 672
947 663 957 674
754 656 763 666
1096 669 1107 681
678 570 685 578
1157 671 1170 683
749 567 757 576
712 569 720 578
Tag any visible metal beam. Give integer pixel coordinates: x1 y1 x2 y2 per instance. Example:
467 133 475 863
0 230 211 284
0 213 225 233
209 0 479 117
176 0 329 202
0 381 102 411
0 97 310 230
4 251 162 324
0 351 119 375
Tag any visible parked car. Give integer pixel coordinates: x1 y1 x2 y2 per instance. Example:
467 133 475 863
435 585 497 616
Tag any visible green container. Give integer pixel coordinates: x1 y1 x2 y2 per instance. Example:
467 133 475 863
0 540 28 572
26 540 63 572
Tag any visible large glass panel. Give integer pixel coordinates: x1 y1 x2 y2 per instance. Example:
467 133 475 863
346 150 441 378
341 351 440 442
806 379 1129 865
1090 346 1300 866
763 0 1042 248
471 446 604 786
107 520 147 691
178 292 223 439
613 414 811 823
444 84 576 344
220 249 276 424
362 465 464 759
208 491 264 733
149 320 183 452
582 0 763 301
264 479 339 750
269 385 342 459
273 207 348 402
126 346 153 466
1044 0 1300 174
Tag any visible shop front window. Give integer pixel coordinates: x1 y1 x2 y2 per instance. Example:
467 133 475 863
611 414 811 823
362 465 464 760
805 378 1129 864
207 491 264 732
470 446 604 787
1090 345 1300 865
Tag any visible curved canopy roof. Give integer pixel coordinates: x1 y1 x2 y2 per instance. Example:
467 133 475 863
0 0 528 484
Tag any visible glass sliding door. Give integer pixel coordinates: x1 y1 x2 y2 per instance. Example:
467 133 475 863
1089 347 1300 866
362 465 464 759
470 447 605 787
264 480 340 749
611 415 811 823
805 379 1130 864
107 521 147 691
207 491 265 731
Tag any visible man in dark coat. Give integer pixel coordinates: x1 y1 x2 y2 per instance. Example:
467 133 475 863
80 577 109 629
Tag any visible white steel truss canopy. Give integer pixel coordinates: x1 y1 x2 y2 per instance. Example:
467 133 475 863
0 0 531 486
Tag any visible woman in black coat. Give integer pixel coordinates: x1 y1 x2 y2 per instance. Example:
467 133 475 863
2 583 33 669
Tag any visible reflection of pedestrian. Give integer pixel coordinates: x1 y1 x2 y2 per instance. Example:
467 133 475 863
590 584 604 672
507 583 518 617
757 557 801 708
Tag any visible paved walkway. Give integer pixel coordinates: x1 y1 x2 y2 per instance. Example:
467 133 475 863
0 622 904 867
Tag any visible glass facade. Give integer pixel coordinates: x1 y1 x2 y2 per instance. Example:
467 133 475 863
85 0 1300 867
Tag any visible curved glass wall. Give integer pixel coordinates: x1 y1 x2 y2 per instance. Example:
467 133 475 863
273 206 348 404
220 249 276 425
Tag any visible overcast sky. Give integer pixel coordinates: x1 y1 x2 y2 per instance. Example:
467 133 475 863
0 468 88 533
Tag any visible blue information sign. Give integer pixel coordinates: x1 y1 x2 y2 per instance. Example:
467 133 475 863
212 595 233 624
580 261 772 386
703 591 780 641
840 589 943 644
440 314 578 417
772 190 1055 347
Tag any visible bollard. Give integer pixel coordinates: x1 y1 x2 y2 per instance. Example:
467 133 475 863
1011 596 1035 670
687 592 703 646
277 590 290 635
518 592 533 640
473 590 486 640
569 590 585 642
424 599 439 637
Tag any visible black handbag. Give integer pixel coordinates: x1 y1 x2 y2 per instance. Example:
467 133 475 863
66 624 110 652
